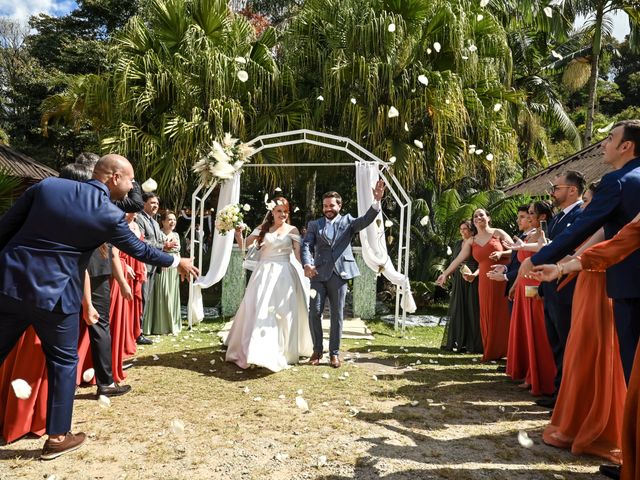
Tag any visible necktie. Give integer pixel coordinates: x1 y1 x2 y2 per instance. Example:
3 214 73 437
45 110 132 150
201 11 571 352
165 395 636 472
550 211 565 236
325 221 335 241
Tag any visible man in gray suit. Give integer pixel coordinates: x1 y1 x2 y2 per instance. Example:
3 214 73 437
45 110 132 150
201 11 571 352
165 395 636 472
301 180 385 368
135 192 177 344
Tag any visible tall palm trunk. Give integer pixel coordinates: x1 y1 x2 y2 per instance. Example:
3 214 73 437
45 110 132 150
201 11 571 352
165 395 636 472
584 8 603 146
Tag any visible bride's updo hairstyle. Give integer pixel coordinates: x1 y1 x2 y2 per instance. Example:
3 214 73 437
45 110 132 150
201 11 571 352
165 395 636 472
257 196 290 249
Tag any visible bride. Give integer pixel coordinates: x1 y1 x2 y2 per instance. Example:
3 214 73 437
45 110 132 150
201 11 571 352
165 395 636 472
224 196 313 372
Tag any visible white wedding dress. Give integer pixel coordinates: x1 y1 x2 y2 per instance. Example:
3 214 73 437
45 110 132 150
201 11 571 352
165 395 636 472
224 231 313 372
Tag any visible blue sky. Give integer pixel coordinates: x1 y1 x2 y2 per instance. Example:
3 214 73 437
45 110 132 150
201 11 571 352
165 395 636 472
0 0 632 41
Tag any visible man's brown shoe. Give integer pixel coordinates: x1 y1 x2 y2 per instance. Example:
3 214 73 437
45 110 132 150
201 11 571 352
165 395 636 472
309 351 323 366
330 355 341 368
41 432 86 460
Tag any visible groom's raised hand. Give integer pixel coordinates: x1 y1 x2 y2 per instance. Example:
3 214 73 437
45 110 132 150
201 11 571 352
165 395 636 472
373 180 386 201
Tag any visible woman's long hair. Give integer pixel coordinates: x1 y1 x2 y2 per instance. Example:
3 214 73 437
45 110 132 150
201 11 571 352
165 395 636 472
256 197 289 249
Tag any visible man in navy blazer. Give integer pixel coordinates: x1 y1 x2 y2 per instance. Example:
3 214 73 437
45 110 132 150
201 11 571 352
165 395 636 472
301 180 385 368
0 154 198 459
536 171 584 407
520 120 640 386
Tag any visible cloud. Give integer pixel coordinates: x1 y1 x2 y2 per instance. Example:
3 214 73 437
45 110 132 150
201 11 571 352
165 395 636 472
0 0 76 25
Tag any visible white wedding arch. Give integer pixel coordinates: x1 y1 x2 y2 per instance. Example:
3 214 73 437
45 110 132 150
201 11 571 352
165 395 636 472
187 129 416 331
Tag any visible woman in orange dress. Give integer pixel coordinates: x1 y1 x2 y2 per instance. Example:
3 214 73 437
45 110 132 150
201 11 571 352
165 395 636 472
437 208 511 361
532 212 640 474
109 213 146 383
506 201 556 395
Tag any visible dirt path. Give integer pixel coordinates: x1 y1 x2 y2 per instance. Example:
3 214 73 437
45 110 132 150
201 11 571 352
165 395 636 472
0 323 601 479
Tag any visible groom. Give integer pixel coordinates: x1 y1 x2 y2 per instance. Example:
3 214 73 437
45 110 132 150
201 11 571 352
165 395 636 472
302 180 385 368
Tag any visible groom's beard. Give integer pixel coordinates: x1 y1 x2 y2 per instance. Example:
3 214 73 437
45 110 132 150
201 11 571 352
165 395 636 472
324 210 339 220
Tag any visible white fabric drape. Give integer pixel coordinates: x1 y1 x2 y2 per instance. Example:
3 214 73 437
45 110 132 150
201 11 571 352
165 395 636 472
190 172 242 322
355 161 417 313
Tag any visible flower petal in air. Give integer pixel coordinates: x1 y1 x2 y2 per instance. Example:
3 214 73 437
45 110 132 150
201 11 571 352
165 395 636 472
413 139 424 149
433 42 441 53
418 75 428 86
82 368 95 383
11 379 31 399
388 106 399 118
237 70 249 82
388 23 396 32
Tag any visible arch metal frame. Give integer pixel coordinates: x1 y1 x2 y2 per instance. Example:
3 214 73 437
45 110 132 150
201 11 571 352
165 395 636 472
188 129 412 330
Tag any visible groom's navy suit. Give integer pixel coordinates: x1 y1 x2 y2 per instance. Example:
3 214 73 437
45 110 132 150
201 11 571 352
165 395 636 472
301 206 378 355
531 156 640 383
0 178 174 434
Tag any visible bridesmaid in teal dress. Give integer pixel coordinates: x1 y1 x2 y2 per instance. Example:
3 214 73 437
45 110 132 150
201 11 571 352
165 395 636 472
143 210 182 335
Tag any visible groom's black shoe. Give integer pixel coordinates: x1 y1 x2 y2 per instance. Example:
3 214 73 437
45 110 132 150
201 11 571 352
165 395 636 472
309 352 322 366
330 355 341 368
598 464 621 479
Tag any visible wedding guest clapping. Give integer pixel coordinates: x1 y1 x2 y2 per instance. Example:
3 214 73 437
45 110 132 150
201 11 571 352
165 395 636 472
437 208 511 361
143 210 182 335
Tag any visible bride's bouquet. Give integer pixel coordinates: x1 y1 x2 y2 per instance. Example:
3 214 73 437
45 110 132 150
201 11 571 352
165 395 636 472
192 133 255 187
215 204 250 235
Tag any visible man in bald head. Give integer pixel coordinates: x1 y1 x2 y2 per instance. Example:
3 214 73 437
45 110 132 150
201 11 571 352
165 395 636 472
0 153 198 460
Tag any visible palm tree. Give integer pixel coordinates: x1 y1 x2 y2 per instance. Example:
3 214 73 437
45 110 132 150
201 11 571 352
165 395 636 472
573 1 639 144
0 169 20 214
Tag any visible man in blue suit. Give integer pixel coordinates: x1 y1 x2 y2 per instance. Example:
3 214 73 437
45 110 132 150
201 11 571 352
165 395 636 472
301 180 385 368
0 154 198 460
535 170 584 408
520 120 640 388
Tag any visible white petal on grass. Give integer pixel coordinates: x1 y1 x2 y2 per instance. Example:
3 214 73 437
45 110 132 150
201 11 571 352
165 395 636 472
486 153 494 161
413 139 424 149
344 400 351 406
543 6 553 17
419 215 429 226
237 70 249 82
322 373 330 379
235 56 247 64
388 106 399 118
597 122 615 133
343 372 350 378
418 75 428 86
295 396 309 412
275 452 290 461
297 389 304 395
11 379 31 399
317 455 328 467
243 386 250 394
372 375 378 381
410 400 419 406
317 95 324 101
82 368 95 383
384 220 393 228
153 354 160 361
553 475 565 480
278 394 286 399
493 103 502 112
170 419 185 435
518 430 534 448
98 395 111 408
433 42 441 52
348 407 359 416
253 396 262 402
350 98 357 105
209 359 216 365
388 23 396 32
445 99 450 104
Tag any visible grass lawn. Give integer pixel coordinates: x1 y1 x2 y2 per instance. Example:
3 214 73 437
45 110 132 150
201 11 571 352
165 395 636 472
0 317 600 479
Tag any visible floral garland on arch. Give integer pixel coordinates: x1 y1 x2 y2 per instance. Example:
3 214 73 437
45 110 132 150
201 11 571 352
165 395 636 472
192 133 255 187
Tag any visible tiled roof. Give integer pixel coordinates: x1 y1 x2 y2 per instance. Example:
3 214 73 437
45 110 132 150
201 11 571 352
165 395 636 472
504 140 612 196
0 145 58 180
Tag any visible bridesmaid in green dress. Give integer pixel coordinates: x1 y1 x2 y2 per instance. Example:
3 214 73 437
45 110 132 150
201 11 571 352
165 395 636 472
440 221 483 353
143 210 182 335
